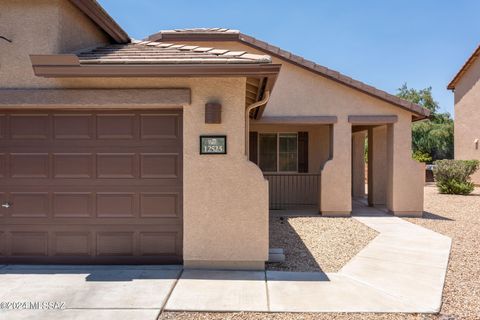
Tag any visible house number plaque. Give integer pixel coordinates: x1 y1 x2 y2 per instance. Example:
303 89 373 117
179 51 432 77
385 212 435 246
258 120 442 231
200 135 227 154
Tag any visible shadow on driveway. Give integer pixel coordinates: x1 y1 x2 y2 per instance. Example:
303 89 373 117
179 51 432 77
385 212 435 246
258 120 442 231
0 265 181 281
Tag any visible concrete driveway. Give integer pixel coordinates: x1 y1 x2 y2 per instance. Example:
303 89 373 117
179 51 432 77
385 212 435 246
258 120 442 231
0 204 452 319
0 265 181 320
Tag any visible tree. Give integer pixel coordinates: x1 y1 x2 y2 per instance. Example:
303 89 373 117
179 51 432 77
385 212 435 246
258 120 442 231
396 84 454 162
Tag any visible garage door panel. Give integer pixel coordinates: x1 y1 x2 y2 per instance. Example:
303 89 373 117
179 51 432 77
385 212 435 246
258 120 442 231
10 114 50 140
97 153 137 179
53 153 94 178
53 114 94 140
140 114 181 139
53 192 93 218
0 115 5 139
96 232 134 256
0 109 183 264
140 192 180 218
140 153 179 178
0 154 5 178
11 232 48 256
10 153 49 178
139 232 178 256
96 192 137 218
0 232 5 256
96 114 136 140
53 232 91 256
10 192 50 218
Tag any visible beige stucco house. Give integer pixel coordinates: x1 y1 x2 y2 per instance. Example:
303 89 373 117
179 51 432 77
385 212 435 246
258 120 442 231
448 45 480 184
0 0 429 270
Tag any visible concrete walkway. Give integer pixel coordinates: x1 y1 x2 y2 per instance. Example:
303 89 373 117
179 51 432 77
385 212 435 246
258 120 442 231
263 202 451 313
0 203 451 318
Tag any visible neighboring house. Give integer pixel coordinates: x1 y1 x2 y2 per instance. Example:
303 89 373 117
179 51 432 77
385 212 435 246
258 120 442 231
448 45 480 184
0 0 428 270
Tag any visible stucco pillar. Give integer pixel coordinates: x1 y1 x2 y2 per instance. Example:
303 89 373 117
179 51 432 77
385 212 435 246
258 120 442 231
183 78 269 270
386 117 424 216
352 131 366 198
320 119 352 216
368 126 387 206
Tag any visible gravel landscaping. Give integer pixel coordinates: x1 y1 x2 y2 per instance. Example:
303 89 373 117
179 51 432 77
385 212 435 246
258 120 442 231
267 214 378 272
404 184 480 319
159 185 480 320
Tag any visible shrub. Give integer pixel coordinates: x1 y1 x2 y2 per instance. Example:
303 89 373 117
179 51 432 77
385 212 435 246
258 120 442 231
433 160 479 195
413 151 432 163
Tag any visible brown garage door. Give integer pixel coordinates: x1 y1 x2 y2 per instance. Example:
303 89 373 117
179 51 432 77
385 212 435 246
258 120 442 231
0 109 183 264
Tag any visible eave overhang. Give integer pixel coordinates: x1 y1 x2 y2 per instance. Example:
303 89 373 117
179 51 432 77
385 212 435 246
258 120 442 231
30 54 281 78
29 54 280 120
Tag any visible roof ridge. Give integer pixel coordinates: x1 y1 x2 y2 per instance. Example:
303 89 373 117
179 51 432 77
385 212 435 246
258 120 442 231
148 29 430 119
447 44 480 90
68 0 130 43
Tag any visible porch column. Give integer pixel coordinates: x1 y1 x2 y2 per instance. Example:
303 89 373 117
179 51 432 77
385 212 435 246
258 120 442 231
320 119 352 216
352 131 366 198
386 117 424 216
368 126 387 206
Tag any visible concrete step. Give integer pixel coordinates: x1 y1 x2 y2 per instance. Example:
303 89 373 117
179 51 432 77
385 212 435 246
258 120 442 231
268 253 285 263
269 248 284 254
268 248 285 263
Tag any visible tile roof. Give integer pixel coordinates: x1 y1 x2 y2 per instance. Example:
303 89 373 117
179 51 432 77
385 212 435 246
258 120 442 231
76 40 271 65
149 28 430 119
165 28 239 34
447 44 480 90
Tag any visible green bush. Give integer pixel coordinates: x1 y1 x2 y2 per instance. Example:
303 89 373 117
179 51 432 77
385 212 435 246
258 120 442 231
433 160 479 195
413 151 432 163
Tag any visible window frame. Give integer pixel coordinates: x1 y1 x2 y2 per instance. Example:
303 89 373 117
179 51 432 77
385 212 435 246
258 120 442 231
258 132 299 173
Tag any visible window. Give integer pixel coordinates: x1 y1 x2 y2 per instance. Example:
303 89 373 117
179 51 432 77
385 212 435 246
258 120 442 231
279 133 298 172
259 133 298 172
259 133 277 172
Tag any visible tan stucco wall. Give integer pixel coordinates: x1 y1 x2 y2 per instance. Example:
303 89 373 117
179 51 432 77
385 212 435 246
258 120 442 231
369 126 388 205
249 124 330 173
1 4 269 269
386 120 425 215
1 76 271 269
352 131 366 198
454 57 480 184
0 0 110 88
173 40 424 215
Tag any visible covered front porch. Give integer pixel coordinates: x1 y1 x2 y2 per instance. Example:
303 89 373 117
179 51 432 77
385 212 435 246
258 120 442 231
249 114 425 216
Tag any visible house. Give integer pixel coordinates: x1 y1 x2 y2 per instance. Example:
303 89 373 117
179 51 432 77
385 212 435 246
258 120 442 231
448 45 480 184
0 0 428 270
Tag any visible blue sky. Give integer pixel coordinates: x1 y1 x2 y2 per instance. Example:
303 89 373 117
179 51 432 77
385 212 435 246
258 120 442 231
99 0 480 116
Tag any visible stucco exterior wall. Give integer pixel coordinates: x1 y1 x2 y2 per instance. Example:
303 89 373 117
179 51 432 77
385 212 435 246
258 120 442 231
173 40 424 215
369 125 388 205
1 5 269 269
0 0 109 88
1 75 271 269
352 131 366 198
454 57 480 184
386 119 425 215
